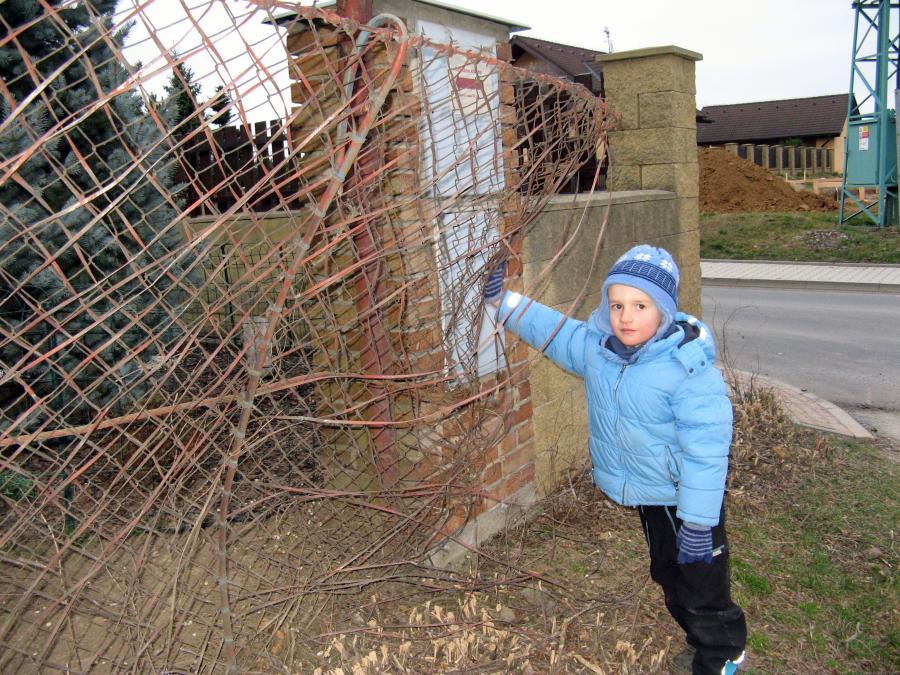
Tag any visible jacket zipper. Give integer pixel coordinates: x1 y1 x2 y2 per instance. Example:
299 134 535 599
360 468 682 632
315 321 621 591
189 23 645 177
613 362 628 503
666 444 679 490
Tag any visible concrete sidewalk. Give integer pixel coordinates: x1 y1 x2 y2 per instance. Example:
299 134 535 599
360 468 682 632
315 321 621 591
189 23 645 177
702 259 882 439
730 371 873 439
701 259 900 293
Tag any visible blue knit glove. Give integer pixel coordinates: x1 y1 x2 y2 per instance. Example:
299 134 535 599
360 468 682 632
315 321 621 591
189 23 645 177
483 261 507 305
676 523 713 564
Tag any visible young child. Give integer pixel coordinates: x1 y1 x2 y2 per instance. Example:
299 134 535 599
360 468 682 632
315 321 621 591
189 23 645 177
484 245 747 675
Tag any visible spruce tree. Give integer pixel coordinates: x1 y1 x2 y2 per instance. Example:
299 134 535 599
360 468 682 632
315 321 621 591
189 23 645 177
0 0 198 436
162 58 206 133
209 85 234 129
149 61 235 131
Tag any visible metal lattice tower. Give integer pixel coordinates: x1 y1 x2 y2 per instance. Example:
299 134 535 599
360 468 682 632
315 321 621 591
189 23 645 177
840 0 900 227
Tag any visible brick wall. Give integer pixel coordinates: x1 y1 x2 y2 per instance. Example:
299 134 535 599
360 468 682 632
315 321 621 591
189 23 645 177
282 15 542 562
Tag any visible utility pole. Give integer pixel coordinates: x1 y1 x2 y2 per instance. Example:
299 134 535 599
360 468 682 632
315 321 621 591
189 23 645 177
840 0 899 228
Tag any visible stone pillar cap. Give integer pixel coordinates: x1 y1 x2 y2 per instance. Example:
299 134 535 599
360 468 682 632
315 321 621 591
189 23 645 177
596 45 702 63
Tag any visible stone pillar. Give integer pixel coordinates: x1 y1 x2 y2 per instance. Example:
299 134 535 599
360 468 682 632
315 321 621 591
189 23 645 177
773 145 784 173
760 144 770 169
725 142 739 156
596 45 703 316
740 143 754 163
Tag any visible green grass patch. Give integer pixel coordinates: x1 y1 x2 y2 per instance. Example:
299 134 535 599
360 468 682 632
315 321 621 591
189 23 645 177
0 470 34 501
747 632 771 654
569 561 588 575
732 558 773 597
730 440 899 672
700 211 900 263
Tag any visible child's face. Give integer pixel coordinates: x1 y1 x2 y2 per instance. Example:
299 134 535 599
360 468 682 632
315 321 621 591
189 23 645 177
607 284 662 347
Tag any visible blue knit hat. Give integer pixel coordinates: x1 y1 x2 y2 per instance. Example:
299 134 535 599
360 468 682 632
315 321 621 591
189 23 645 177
592 245 680 340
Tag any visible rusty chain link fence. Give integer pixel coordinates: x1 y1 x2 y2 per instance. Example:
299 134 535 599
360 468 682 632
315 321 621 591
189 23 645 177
0 1 608 670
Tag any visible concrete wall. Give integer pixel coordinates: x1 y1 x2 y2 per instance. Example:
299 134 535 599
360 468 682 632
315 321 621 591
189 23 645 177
522 190 678 493
701 122 848 176
715 141 836 178
514 46 703 496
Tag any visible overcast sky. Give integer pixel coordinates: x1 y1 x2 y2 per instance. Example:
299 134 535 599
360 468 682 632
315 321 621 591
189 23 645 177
120 0 867 118
454 0 857 108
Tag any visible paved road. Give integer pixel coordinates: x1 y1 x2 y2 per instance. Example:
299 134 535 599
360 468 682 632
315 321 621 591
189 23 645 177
701 285 900 439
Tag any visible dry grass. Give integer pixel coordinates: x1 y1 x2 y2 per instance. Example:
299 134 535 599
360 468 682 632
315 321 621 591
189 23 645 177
247 377 900 674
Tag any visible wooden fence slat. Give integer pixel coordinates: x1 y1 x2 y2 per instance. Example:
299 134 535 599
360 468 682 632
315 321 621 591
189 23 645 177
707 142 835 179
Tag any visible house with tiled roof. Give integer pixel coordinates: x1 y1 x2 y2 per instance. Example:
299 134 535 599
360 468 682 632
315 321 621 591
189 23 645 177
510 35 603 95
697 94 852 173
510 36 606 190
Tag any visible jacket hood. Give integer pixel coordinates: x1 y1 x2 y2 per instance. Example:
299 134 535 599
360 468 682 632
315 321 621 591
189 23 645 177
673 313 718 362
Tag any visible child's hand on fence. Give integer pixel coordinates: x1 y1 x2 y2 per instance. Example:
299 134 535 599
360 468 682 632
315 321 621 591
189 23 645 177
483 261 507 306
676 523 713 564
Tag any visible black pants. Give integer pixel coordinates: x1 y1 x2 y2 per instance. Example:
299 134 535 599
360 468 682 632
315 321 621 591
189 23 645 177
638 504 747 675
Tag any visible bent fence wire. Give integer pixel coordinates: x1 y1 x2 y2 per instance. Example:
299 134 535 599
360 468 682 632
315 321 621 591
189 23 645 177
0 1 608 671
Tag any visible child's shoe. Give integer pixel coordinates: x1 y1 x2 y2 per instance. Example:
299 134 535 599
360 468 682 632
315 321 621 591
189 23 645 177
672 645 744 674
721 651 746 674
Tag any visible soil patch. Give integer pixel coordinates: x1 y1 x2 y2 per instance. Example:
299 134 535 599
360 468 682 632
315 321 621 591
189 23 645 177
700 147 838 213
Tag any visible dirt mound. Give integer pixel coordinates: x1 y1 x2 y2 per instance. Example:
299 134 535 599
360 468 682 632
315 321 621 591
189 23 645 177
699 147 838 213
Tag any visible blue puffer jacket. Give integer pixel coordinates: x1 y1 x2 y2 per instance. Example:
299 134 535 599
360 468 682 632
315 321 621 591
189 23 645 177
497 292 732 526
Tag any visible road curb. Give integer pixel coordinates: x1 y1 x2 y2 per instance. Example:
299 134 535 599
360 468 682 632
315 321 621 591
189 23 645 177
729 371 873 440
701 259 900 269
702 277 900 293
701 259 900 294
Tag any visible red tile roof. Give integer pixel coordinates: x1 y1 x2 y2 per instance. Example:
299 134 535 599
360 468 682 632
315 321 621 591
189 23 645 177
697 94 851 144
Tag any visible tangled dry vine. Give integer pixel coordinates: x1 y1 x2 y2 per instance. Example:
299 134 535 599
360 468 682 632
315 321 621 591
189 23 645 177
0 1 609 671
